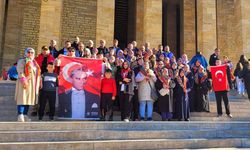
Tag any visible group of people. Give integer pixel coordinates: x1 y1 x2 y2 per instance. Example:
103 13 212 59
13 36 250 122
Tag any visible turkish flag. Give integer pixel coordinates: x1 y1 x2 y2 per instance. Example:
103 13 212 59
58 56 102 95
210 65 228 92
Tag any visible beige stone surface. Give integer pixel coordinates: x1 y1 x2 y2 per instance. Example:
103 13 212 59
136 0 162 49
37 0 63 53
182 0 196 59
61 0 97 48
236 0 250 59
96 0 115 47
197 0 217 60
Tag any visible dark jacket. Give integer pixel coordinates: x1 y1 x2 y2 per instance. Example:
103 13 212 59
209 53 219 66
58 89 100 119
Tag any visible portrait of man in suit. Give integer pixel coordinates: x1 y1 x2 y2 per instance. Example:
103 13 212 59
58 62 99 119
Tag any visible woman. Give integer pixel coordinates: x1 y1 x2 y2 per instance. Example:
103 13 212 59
117 61 134 122
155 63 175 121
135 62 157 121
234 62 245 96
15 48 41 122
183 64 195 112
174 68 190 121
238 55 250 100
194 66 210 112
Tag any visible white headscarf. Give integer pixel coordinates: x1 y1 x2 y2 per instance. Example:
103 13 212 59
24 47 35 60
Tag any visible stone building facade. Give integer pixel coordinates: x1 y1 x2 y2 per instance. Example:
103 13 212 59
0 0 250 71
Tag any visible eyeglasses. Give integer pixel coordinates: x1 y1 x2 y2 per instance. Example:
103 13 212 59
68 50 75 52
27 51 34 54
159 64 164 65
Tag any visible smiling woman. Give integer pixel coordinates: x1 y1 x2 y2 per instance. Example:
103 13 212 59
15 47 41 122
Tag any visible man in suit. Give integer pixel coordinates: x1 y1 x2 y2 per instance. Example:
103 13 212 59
58 67 99 119
209 48 220 66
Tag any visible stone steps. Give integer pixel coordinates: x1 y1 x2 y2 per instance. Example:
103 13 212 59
0 138 249 149
1 129 250 142
0 122 249 131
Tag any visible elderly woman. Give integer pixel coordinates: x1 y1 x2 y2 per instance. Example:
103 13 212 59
135 62 157 121
155 62 175 121
15 48 41 122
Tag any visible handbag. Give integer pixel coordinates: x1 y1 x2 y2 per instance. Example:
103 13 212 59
148 81 158 100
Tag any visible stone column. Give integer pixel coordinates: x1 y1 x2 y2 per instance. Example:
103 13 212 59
136 0 162 49
217 0 239 64
0 0 6 72
196 0 217 60
96 0 115 47
235 0 250 58
2 0 41 67
37 0 63 53
182 0 196 58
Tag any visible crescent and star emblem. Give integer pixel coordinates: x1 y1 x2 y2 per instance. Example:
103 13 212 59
215 70 224 82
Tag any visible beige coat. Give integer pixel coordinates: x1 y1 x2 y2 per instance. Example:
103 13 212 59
135 69 157 101
15 58 40 105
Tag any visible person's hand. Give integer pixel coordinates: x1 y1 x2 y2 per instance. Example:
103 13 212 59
23 81 28 89
123 78 131 83
112 96 115 100
207 66 211 71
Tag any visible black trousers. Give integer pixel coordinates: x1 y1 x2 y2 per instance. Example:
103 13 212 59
215 91 231 115
101 93 113 118
119 92 132 120
131 88 139 120
38 90 56 119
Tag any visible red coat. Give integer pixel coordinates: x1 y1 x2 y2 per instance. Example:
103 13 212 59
35 53 55 68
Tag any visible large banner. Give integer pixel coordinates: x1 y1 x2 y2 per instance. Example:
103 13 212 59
58 56 102 120
210 65 228 92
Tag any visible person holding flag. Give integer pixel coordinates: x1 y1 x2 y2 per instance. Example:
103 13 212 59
210 59 233 118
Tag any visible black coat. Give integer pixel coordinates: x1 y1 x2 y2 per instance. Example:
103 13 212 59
155 78 174 113
209 53 219 66
239 62 250 99
58 89 100 119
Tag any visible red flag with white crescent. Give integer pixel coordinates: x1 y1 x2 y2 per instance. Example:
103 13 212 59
58 56 102 96
210 65 228 92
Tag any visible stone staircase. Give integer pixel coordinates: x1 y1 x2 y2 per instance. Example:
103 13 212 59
0 81 250 149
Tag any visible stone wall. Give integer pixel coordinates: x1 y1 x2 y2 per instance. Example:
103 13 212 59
61 0 97 48
182 0 196 59
196 0 217 60
38 0 63 53
2 0 41 68
136 0 162 49
0 0 6 72
96 0 115 47
217 0 239 64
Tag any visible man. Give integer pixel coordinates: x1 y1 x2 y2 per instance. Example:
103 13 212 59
97 39 109 55
58 64 99 119
77 42 91 58
49 40 58 58
86 40 94 54
58 41 71 56
109 39 121 55
35 46 55 74
164 45 174 59
209 48 220 66
132 41 139 56
71 36 80 50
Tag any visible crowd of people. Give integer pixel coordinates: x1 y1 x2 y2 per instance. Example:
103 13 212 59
11 36 250 122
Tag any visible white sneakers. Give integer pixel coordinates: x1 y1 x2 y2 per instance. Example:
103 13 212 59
17 114 25 122
24 115 31 122
124 119 129 122
17 114 31 122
